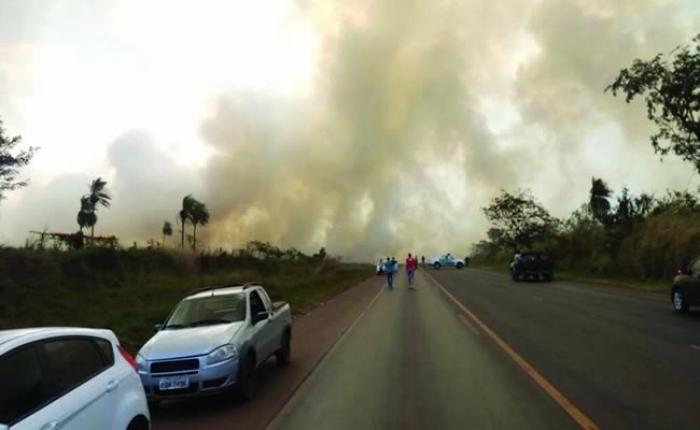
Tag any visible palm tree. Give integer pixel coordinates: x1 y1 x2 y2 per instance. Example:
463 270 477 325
162 221 173 247
77 196 91 232
589 177 612 225
86 178 111 238
179 195 196 249
190 200 210 250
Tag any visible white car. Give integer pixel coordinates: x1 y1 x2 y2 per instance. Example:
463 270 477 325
376 260 385 275
0 327 150 430
427 254 465 269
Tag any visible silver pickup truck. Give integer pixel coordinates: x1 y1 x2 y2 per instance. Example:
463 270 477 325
136 283 291 403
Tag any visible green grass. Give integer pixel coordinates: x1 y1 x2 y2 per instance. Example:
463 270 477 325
552 270 669 293
0 247 372 353
470 262 669 294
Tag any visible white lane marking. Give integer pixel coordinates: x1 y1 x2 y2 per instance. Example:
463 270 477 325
691 344 700 351
457 313 481 336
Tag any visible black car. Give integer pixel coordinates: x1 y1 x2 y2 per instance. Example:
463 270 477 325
510 252 553 282
671 257 700 313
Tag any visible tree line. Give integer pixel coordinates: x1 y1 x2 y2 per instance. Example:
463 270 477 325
474 33 700 280
474 182 699 279
67 176 212 250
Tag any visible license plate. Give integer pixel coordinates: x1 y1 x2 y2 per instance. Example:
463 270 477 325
158 375 190 391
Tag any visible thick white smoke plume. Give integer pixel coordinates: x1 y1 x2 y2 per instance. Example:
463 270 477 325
0 0 698 260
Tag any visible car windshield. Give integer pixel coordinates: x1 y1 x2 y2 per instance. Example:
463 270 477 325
165 294 246 329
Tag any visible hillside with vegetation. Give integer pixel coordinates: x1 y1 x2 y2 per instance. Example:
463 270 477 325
0 244 372 353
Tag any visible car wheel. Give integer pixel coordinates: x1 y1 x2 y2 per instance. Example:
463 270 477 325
672 289 689 313
236 353 257 401
276 331 291 367
456 263 464 269
511 271 519 282
126 416 150 430
433 262 441 270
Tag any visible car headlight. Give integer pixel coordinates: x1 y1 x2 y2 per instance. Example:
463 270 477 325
207 344 239 365
135 354 148 373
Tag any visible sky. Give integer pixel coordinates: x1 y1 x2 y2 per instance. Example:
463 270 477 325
0 0 699 260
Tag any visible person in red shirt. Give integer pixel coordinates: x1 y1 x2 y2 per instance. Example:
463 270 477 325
405 253 417 289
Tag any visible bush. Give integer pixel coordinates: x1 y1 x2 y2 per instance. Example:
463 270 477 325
472 211 699 282
618 213 700 279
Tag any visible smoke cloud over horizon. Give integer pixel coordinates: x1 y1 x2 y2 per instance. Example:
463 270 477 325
0 0 698 260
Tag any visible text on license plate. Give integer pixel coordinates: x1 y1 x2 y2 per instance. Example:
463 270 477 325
159 375 190 391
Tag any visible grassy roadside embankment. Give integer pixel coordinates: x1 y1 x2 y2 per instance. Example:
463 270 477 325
469 262 669 294
0 247 373 353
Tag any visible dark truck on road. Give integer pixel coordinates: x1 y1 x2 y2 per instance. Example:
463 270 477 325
671 257 700 313
510 252 553 282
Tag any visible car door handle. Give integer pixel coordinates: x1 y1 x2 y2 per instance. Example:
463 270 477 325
40 421 59 430
106 379 120 393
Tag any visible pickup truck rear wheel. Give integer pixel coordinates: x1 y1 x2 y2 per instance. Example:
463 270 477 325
456 262 464 269
672 289 689 313
126 416 150 430
236 353 256 401
276 331 291 367
433 262 441 270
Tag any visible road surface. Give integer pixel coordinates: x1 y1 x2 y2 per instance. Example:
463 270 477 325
427 268 700 429
270 270 576 429
155 268 700 429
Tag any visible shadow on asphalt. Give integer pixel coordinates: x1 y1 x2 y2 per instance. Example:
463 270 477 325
509 280 700 320
675 310 700 319
151 358 283 420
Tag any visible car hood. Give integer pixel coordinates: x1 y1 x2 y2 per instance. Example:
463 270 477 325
138 322 244 360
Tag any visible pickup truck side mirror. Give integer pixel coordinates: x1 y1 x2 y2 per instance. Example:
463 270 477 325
154 323 163 332
252 311 269 325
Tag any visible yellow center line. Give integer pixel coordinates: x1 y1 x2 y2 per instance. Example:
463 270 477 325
421 269 599 430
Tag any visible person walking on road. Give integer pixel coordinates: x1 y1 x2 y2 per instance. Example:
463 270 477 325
384 256 396 290
405 253 417 289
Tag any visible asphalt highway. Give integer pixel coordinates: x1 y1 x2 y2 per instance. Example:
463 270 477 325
155 268 700 429
271 270 576 429
427 268 700 429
